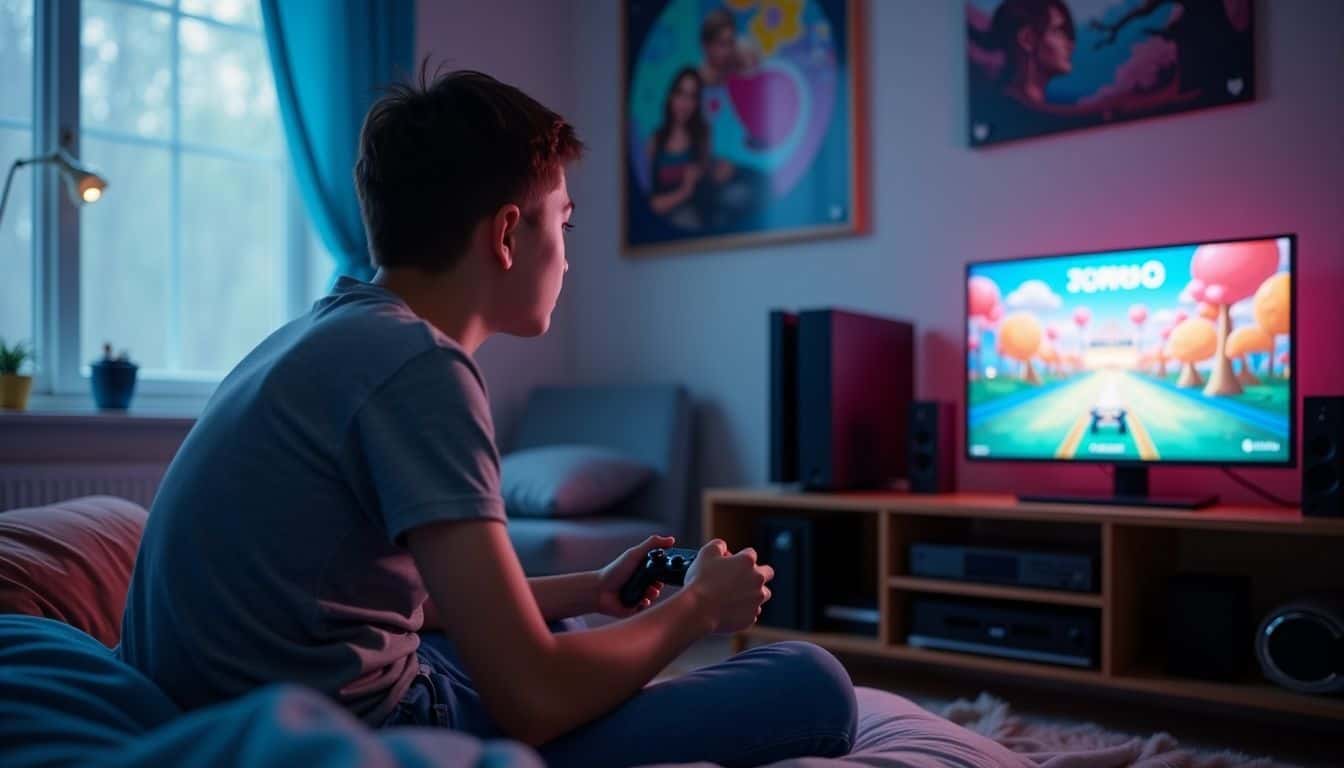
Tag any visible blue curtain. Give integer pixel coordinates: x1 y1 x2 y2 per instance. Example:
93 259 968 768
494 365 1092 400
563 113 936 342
261 0 414 284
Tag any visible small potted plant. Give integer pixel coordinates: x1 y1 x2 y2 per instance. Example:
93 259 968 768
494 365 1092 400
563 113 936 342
91 342 138 410
0 338 34 411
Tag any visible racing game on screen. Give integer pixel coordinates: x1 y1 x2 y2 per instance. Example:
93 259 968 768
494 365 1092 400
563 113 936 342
967 237 1292 464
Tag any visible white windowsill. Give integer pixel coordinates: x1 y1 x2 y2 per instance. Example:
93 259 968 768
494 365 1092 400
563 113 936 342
1 393 205 426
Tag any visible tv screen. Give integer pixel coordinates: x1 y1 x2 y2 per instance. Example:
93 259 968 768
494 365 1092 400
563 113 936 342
966 236 1294 466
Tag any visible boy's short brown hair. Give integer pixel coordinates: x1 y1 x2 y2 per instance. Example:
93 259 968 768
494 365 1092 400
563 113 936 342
354 68 585 272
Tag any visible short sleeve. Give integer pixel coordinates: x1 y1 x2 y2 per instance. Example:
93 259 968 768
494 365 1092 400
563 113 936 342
354 347 506 544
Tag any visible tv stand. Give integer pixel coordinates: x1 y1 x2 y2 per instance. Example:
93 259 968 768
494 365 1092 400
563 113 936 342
1018 465 1217 510
704 489 1344 724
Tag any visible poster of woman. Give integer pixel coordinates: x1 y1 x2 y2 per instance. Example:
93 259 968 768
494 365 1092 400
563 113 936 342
623 0 867 254
966 0 1254 146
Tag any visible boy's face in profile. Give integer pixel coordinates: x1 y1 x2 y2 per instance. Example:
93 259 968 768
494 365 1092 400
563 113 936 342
497 170 573 338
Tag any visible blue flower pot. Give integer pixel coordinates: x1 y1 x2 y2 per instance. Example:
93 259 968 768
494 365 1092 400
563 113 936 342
91 361 138 410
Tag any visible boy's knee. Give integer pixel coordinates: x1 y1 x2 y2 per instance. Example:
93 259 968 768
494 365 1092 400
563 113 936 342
763 641 857 749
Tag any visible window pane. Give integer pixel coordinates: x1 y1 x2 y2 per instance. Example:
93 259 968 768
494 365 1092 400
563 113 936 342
0 0 34 123
81 0 172 139
179 17 281 154
80 137 171 371
0 0 33 354
0 126 33 351
181 0 260 29
179 153 283 373
308 223 331 302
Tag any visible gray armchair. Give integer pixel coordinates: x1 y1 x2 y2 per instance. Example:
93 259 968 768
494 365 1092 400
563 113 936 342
504 384 691 576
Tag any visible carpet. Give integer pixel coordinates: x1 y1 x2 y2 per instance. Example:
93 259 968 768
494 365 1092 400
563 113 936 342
936 692 1298 768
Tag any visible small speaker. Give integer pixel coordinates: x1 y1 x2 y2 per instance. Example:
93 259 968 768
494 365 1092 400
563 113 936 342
756 517 814 631
1303 396 1343 517
1166 572 1252 682
909 401 956 493
1256 594 1344 694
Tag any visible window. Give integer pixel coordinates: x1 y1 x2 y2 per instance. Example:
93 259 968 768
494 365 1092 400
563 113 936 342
1 0 328 399
0 0 36 351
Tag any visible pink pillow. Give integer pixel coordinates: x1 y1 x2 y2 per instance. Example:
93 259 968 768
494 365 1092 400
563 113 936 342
0 496 147 647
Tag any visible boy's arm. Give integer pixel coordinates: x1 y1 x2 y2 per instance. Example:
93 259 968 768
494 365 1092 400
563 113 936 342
407 520 765 747
526 572 601 621
423 572 601 630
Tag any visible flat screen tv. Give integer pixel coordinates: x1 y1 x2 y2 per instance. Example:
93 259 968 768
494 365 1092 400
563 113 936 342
966 235 1295 508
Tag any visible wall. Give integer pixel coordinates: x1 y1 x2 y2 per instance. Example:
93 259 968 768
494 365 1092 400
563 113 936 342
415 0 580 442
564 0 1344 510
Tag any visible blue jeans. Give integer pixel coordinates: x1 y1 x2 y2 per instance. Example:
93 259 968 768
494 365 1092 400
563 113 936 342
382 626 857 768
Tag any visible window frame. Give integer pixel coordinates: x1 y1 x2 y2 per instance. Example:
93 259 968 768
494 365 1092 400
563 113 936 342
20 0 314 402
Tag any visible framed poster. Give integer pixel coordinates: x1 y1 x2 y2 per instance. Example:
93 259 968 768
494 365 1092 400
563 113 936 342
623 0 868 255
967 0 1254 147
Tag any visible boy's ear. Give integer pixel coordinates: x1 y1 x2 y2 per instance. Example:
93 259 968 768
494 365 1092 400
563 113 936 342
490 204 523 270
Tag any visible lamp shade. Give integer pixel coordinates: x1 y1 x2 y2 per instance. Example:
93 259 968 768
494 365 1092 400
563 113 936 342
1 149 108 234
54 151 107 205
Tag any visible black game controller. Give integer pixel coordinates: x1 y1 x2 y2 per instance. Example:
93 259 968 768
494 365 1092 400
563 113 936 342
618 547 699 607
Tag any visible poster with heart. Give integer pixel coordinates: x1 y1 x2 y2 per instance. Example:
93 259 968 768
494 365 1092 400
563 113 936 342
623 0 866 254
966 0 1254 147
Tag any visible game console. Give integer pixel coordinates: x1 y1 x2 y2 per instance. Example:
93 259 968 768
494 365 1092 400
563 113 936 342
618 547 698 607
910 543 1095 593
908 596 1098 668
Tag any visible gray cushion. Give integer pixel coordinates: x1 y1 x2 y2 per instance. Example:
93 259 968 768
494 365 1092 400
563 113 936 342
507 517 665 576
502 445 654 518
507 385 690 538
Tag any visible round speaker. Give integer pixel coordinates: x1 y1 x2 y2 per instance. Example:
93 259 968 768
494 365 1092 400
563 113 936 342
1255 594 1344 694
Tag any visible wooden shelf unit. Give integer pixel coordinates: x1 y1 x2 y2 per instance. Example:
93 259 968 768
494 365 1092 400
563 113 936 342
704 489 1344 723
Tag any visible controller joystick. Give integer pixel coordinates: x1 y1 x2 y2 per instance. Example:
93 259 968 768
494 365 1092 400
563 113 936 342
618 547 699 607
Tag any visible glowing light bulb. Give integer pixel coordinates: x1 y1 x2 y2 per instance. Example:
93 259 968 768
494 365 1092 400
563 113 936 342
82 186 102 203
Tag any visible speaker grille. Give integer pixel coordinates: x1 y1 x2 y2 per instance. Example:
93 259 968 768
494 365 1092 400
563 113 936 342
1303 396 1344 517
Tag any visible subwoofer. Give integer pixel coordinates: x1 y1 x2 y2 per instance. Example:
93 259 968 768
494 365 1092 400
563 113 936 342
1255 594 1344 695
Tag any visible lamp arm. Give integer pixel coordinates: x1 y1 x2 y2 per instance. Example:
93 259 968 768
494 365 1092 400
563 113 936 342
0 154 60 230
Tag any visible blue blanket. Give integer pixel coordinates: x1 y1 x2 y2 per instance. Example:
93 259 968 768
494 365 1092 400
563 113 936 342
0 615 540 768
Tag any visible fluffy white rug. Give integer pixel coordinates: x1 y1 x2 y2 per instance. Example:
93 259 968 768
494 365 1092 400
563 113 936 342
937 693 1296 768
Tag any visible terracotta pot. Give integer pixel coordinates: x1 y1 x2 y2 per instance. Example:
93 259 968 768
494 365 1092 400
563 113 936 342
0 374 33 410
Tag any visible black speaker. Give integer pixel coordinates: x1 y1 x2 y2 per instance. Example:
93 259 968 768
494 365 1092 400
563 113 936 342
909 401 956 493
768 311 799 484
1303 396 1343 517
1256 594 1344 694
756 517 814 631
1166 572 1253 681
797 309 915 490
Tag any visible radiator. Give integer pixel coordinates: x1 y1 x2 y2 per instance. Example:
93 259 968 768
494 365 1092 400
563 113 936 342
0 463 167 511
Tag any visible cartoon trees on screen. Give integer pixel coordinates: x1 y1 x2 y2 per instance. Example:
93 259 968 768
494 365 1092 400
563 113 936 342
1185 240 1279 396
1253 272 1290 377
1226 325 1272 385
999 312 1044 385
1128 303 1147 357
967 275 1002 378
1072 306 1091 356
1168 317 1217 388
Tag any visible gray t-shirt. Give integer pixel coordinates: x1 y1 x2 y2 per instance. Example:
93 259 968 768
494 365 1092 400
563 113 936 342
118 277 505 723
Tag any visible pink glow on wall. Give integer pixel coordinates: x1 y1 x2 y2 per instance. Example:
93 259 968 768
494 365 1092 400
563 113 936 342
563 1 1344 510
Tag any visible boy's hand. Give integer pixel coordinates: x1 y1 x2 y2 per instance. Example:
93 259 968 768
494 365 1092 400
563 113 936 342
594 534 676 617
684 539 774 634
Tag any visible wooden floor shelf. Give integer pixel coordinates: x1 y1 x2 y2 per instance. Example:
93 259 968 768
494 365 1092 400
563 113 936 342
706 489 1344 724
887 575 1104 608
